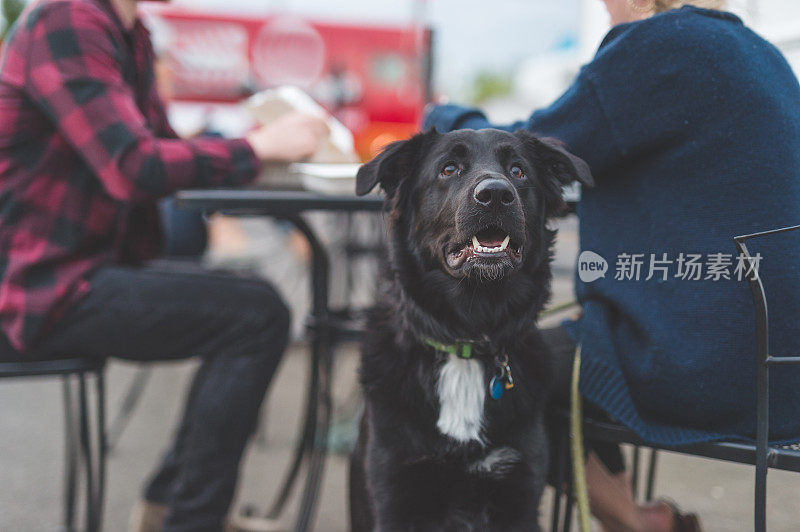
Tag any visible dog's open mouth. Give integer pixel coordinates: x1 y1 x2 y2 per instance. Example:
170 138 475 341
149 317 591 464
446 225 523 270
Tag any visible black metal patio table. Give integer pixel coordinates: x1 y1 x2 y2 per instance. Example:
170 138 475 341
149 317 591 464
176 188 384 532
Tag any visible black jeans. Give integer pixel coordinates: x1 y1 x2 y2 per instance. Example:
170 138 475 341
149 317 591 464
542 325 626 475
6 264 291 532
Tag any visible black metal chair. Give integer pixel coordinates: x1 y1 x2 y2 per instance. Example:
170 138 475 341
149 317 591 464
0 357 107 532
549 224 800 532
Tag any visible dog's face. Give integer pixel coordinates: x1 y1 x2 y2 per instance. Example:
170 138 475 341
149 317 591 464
357 129 592 284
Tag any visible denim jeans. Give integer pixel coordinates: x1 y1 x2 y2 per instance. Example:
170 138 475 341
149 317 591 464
6 263 291 531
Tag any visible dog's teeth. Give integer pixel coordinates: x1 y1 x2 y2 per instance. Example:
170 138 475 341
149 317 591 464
472 237 512 254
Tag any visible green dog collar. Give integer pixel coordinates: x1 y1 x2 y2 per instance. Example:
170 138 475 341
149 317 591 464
423 337 473 359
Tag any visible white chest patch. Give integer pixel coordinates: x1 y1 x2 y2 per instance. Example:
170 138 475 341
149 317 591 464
436 353 486 444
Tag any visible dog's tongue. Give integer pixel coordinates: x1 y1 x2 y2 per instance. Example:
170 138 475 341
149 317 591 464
478 237 504 247
475 227 506 247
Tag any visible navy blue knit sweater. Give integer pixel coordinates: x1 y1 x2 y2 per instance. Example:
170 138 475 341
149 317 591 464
424 6 800 445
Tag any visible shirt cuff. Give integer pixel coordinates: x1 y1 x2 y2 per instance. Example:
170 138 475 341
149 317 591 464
227 138 260 186
423 104 489 133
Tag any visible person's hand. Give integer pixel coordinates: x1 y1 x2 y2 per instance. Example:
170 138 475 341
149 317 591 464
246 112 329 163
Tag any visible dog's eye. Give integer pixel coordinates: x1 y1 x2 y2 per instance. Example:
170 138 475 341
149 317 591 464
510 165 525 179
440 163 459 178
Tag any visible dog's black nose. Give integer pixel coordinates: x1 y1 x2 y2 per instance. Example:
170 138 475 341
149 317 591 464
474 178 515 209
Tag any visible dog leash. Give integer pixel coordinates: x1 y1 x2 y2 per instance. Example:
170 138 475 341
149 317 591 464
422 336 514 400
571 344 591 532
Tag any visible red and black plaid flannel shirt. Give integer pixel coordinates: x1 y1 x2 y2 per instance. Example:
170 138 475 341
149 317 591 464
0 0 259 352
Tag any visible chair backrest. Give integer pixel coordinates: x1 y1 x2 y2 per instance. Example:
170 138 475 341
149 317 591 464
733 224 800 532
734 224 800 367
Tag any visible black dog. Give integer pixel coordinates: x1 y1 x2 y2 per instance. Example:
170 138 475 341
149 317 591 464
349 128 592 531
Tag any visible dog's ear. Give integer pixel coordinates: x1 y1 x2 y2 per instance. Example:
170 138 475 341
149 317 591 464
515 131 593 188
516 131 593 215
356 129 438 197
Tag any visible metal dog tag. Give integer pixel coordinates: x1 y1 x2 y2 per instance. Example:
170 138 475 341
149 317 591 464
490 375 504 400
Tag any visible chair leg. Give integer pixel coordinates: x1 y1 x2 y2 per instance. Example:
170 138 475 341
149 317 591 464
62 377 79 532
95 370 107 531
645 449 658 502
754 363 769 532
78 373 98 532
631 445 641 502
265 348 319 520
562 475 575 532
755 459 768 532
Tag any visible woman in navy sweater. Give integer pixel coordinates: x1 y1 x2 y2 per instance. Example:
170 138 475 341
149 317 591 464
426 0 800 529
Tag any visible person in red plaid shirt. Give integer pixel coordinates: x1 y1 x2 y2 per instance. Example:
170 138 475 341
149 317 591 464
0 0 328 529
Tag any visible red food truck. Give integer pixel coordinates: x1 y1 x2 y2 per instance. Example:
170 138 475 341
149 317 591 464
139 2 432 160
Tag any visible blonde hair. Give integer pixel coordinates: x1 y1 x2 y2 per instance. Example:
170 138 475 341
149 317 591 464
653 0 727 13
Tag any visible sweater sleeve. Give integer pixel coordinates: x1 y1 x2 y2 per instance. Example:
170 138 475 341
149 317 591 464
423 73 621 176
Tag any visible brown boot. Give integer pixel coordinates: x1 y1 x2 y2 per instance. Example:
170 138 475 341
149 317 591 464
128 501 169 532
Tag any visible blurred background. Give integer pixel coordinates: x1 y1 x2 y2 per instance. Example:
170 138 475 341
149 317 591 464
5 0 799 158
